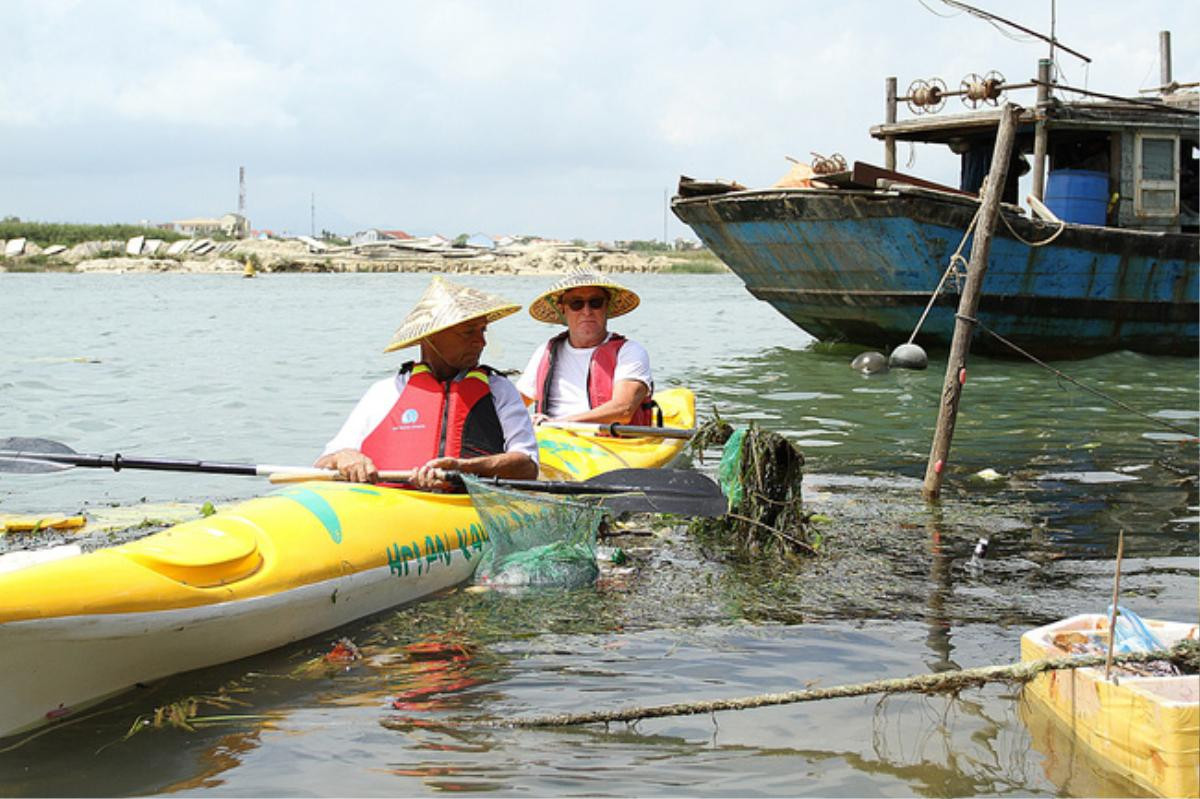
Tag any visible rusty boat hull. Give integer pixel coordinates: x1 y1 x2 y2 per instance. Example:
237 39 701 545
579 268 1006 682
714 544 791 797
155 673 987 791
672 186 1199 359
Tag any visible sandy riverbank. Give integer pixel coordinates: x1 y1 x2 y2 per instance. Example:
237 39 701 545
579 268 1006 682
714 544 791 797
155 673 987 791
2 236 680 275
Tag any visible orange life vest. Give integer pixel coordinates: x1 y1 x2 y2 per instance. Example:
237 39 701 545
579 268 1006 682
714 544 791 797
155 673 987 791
360 362 506 470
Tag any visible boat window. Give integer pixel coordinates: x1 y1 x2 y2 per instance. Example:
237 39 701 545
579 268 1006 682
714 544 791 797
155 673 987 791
1134 133 1179 218
1181 141 1199 219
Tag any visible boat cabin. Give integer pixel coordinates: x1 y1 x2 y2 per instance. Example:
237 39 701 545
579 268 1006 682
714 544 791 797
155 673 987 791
870 90 1199 235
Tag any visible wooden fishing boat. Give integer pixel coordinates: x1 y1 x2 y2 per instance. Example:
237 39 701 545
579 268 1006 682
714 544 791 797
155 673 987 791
1020 613 1200 797
671 38 1199 358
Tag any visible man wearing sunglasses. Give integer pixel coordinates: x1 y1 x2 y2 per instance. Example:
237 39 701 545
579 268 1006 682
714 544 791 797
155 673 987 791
516 269 656 426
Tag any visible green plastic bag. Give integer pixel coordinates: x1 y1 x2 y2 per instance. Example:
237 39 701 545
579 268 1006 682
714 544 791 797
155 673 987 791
717 427 748 507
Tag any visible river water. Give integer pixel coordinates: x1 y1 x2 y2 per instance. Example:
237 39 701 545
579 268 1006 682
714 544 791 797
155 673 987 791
0 273 1196 797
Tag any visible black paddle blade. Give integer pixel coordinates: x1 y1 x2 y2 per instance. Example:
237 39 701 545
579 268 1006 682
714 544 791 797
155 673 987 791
583 468 728 518
0 437 78 474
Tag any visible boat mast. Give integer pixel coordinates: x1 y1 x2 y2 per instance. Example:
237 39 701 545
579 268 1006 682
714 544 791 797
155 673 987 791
884 77 897 170
1031 58 1053 201
1160 30 1173 91
1048 0 1056 65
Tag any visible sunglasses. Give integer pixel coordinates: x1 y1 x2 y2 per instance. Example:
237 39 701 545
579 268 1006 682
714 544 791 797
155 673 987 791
562 296 607 311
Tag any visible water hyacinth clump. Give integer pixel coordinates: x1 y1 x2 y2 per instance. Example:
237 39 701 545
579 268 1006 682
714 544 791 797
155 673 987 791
690 417 817 559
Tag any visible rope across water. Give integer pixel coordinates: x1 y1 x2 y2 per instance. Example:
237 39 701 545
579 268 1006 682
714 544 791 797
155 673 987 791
488 647 1190 728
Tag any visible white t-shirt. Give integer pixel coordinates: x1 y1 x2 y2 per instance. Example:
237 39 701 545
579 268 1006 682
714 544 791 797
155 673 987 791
322 369 539 463
515 333 653 417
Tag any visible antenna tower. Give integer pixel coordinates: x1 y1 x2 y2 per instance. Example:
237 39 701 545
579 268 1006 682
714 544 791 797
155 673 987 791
238 167 246 216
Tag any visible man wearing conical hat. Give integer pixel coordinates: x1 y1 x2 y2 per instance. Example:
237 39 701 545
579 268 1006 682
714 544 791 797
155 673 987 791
516 269 656 426
317 276 538 489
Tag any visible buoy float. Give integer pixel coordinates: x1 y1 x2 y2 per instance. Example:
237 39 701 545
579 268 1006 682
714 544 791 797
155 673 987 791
850 351 889 374
888 343 928 370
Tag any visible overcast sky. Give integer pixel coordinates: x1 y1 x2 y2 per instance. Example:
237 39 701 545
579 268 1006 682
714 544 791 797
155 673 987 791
2 0 1195 241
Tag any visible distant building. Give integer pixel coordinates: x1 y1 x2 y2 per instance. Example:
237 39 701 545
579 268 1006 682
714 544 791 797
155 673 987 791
350 228 414 246
163 213 249 238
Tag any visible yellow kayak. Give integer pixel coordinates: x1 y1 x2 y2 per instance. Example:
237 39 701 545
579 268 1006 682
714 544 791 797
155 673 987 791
0 389 698 739
536 387 695 480
0 483 501 738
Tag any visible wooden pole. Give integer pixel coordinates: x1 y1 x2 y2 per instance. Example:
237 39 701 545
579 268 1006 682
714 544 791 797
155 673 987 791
885 77 897 171
1104 530 1125 680
1031 59 1052 201
922 103 1021 501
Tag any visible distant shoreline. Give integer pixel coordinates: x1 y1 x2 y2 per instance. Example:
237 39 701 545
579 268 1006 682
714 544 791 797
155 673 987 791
1 237 728 275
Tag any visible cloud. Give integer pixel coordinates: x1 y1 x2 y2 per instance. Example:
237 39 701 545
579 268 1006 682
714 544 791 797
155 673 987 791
2 0 1197 238
113 41 301 128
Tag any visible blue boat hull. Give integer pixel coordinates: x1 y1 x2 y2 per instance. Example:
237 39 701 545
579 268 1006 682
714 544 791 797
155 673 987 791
672 188 1198 358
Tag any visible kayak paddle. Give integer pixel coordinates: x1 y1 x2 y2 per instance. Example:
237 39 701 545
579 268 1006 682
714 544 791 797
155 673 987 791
272 467 727 517
538 421 695 439
0 437 728 518
467 468 727 517
0 437 333 479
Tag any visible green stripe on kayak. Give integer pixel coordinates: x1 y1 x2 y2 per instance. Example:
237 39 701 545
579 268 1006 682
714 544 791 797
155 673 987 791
278 487 343 544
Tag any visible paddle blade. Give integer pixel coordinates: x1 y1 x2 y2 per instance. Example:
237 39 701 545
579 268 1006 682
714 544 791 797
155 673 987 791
582 468 727 518
0 438 77 474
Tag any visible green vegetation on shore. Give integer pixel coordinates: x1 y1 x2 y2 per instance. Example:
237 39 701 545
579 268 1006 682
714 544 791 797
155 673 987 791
660 249 729 273
0 218 186 248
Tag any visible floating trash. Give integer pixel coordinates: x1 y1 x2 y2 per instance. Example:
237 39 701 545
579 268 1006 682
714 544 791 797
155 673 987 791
691 417 815 558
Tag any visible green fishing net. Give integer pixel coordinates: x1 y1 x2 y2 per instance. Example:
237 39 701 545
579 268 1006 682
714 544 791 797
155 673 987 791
463 475 607 588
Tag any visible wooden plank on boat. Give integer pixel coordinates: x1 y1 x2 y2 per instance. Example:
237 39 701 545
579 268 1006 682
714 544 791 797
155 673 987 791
850 162 974 196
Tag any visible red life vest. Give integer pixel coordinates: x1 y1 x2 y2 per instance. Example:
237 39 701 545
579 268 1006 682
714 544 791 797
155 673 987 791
360 362 506 471
534 332 657 426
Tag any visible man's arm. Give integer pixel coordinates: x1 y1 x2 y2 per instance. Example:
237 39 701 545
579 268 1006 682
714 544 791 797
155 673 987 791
314 377 398 482
414 450 538 488
314 448 378 483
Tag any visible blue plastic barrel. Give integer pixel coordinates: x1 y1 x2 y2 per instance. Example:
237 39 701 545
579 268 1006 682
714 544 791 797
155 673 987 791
1044 169 1108 225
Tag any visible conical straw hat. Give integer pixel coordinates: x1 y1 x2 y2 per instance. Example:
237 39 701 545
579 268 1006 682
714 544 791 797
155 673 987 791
528 269 641 324
383 276 521 352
